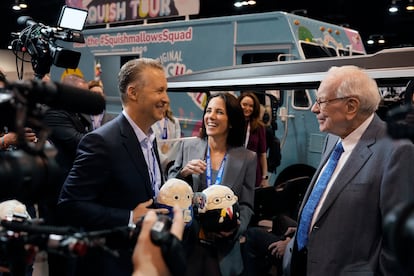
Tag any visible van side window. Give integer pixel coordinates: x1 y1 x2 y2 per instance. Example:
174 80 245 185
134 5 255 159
293 89 311 108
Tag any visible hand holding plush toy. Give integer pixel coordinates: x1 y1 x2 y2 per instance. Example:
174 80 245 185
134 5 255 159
156 178 194 224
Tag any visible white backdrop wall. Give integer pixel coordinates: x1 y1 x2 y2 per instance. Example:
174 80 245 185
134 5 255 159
0 49 34 81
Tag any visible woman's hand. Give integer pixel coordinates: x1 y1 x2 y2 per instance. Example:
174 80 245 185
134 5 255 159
180 159 206 177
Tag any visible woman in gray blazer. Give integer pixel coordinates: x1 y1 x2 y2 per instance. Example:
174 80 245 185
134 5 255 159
169 93 256 276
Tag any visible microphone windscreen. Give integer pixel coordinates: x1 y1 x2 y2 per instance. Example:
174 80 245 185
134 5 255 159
51 82 106 115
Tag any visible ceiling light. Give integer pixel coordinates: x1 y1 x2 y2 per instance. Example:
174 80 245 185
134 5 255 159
367 34 386 45
389 0 399 13
407 0 414 10
12 0 28 11
234 0 256 8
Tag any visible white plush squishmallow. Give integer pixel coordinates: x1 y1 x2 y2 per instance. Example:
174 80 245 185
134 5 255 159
156 178 194 223
198 185 240 232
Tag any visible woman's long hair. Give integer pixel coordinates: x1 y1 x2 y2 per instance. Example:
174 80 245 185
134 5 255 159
239 91 264 132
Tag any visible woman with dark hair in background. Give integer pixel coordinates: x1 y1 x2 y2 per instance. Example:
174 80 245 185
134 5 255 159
239 92 269 187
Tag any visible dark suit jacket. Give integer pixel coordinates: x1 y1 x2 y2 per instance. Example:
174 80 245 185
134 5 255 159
285 114 414 276
44 110 116 177
42 109 116 223
58 114 163 276
44 110 91 177
168 137 256 275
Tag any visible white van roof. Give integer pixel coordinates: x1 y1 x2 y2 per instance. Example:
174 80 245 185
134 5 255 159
167 47 414 91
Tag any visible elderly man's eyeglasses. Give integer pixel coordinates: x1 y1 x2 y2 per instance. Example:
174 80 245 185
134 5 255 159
315 97 350 107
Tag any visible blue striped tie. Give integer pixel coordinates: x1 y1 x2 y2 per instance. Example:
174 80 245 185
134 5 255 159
296 141 344 250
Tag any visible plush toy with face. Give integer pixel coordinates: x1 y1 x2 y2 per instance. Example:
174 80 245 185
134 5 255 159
156 178 194 223
198 185 240 233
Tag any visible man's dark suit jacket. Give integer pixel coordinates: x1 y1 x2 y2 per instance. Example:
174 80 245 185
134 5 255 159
43 109 115 223
58 114 163 276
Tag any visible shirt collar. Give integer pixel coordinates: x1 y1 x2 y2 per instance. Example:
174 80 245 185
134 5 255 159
122 110 155 144
341 113 374 152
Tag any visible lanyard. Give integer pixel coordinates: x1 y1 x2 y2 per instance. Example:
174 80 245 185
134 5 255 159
144 139 160 197
206 146 227 187
157 118 168 139
244 121 250 148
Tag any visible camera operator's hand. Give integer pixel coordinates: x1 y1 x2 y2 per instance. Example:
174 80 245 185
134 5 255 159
1 128 38 150
132 207 184 276
132 199 169 224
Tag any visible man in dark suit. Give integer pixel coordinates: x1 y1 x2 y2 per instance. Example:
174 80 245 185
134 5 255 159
284 65 414 275
42 74 99 276
58 58 170 276
43 74 92 186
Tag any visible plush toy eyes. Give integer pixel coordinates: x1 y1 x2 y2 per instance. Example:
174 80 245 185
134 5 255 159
213 197 221 204
210 194 234 205
173 195 180 201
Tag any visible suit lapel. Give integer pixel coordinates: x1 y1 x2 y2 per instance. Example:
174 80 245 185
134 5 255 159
118 115 154 196
222 147 244 189
153 138 164 184
314 117 381 223
79 113 92 131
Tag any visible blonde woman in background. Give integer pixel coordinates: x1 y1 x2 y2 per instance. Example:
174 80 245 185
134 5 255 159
152 104 182 175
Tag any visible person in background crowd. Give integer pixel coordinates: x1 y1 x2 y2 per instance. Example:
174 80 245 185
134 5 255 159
238 92 269 187
242 215 296 276
87 79 116 130
58 58 170 276
43 74 92 184
42 73 93 276
168 93 256 276
261 104 281 175
284 65 414 275
0 70 38 150
152 104 181 175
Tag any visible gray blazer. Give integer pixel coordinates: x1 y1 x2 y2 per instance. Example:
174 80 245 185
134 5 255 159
168 137 257 276
285 114 414 275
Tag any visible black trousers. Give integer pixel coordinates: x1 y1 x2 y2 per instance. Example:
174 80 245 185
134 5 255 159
241 227 284 276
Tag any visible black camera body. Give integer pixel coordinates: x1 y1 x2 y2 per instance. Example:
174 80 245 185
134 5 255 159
9 6 88 79
384 201 414 275
384 81 414 274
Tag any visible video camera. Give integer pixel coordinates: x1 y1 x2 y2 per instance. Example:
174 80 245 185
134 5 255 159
0 78 105 203
9 5 88 79
0 212 185 276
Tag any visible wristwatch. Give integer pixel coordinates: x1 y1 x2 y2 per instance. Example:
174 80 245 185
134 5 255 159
262 175 269 180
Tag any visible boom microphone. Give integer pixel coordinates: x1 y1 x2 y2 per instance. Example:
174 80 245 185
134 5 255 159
8 79 106 115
